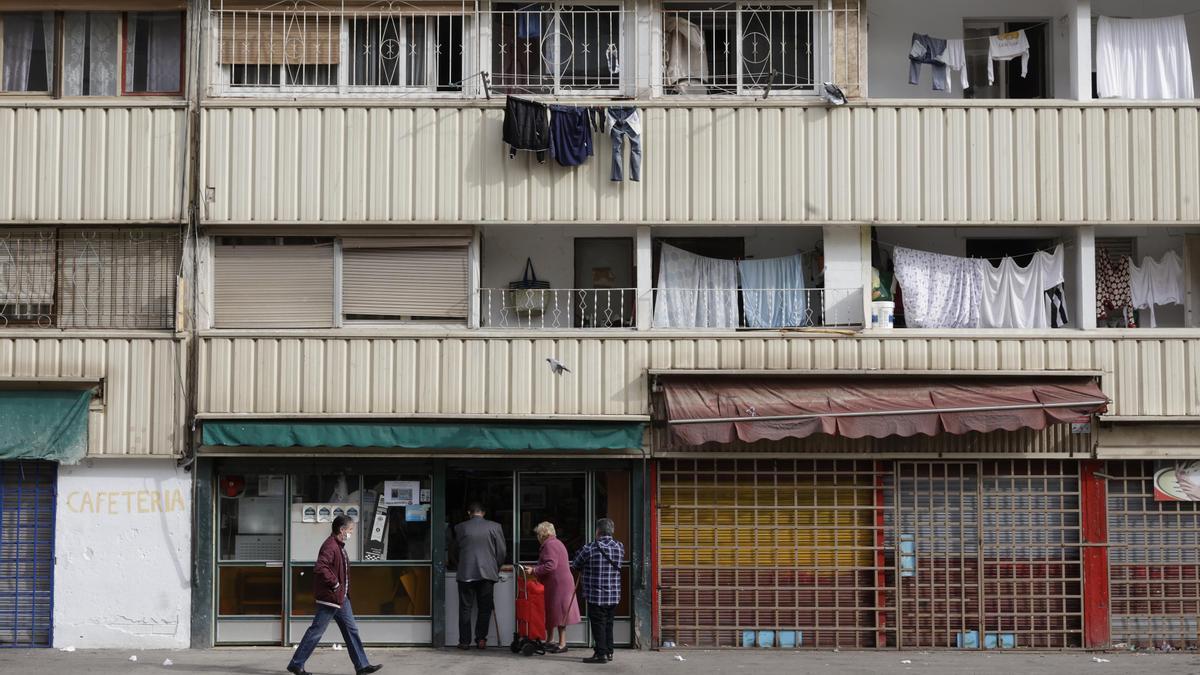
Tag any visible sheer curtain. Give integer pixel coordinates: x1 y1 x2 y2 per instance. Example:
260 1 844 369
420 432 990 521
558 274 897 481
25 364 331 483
64 12 119 96
2 12 54 92
738 254 807 329
653 243 739 329
125 12 182 93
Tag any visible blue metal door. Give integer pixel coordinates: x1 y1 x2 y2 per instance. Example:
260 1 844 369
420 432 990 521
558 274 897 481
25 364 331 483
0 461 56 647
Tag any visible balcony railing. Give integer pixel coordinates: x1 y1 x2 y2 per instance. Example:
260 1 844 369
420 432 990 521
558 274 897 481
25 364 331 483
479 288 636 329
208 1 860 96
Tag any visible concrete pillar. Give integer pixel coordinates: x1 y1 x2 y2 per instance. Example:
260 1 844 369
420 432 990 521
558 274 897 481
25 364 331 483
636 226 653 330
822 224 869 327
1076 225 1097 329
1068 0 1093 101
468 228 482 329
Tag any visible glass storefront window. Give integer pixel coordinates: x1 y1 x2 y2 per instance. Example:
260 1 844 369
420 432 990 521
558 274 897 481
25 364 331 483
218 565 283 615
519 473 588 562
218 473 286 561
594 470 631 545
446 470 514 568
361 474 432 561
290 473 362 562
290 565 432 617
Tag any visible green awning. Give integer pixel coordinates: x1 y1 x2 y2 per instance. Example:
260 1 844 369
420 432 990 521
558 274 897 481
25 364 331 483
202 420 645 451
0 389 91 464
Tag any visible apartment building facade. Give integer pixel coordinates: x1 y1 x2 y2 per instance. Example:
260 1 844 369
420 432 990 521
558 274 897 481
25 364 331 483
2 0 1200 654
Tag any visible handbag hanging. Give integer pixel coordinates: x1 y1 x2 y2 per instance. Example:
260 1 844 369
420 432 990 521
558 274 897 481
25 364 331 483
508 258 552 315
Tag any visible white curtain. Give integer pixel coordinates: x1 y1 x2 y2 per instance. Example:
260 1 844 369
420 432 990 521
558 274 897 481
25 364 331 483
1096 15 1195 100
125 12 182 93
738 254 807 328
64 13 119 96
2 13 54 92
653 243 738 328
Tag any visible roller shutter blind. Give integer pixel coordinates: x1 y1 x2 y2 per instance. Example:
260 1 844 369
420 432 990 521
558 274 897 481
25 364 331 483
342 243 468 319
214 243 334 328
218 7 340 64
0 461 55 648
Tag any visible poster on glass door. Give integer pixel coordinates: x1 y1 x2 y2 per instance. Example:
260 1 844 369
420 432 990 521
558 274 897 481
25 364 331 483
1154 461 1200 501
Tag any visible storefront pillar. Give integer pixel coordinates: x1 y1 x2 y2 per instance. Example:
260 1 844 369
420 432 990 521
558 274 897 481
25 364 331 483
192 457 215 648
430 461 447 648
1081 460 1111 648
631 459 651 649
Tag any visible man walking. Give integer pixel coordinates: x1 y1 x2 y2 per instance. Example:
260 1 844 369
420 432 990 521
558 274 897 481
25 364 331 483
571 518 624 665
452 502 507 649
287 515 382 675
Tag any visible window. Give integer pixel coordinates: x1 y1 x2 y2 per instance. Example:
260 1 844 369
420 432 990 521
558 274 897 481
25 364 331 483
662 1 817 95
212 234 470 328
218 8 340 89
963 20 1050 99
491 2 623 94
0 228 179 329
124 11 183 93
0 12 55 93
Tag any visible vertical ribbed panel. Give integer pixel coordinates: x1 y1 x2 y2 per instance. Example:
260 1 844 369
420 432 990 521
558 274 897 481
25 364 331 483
200 103 1200 224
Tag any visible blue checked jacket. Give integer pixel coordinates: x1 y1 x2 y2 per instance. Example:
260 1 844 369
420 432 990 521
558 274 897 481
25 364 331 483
571 536 624 606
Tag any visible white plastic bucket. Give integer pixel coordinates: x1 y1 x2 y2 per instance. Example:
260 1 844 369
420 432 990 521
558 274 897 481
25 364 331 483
871 301 895 330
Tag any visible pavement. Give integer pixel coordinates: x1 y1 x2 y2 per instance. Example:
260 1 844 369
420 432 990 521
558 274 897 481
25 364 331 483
0 648 1197 675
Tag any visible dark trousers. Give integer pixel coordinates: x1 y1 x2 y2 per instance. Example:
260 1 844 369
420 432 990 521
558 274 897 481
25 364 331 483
588 602 616 657
457 579 495 644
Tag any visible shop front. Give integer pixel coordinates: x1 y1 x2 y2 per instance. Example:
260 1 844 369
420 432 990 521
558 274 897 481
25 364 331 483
191 421 648 649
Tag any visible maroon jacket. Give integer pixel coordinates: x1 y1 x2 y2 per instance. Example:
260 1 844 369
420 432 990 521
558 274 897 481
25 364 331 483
314 535 350 608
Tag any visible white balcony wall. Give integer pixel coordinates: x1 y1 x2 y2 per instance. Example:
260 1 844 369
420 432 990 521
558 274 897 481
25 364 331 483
867 0 1085 99
200 103 1200 226
0 105 187 223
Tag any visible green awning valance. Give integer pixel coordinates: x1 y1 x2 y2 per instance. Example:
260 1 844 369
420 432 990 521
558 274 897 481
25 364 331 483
202 420 644 451
0 389 91 464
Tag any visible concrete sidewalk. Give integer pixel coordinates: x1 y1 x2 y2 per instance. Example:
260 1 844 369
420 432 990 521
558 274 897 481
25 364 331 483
0 648 1193 675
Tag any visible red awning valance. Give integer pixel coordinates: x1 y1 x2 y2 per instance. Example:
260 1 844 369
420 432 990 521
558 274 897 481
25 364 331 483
659 376 1109 447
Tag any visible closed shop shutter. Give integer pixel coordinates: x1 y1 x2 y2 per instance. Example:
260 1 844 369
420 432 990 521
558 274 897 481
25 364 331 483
218 8 339 64
658 458 891 649
1106 461 1200 648
0 461 55 647
213 243 334 328
342 243 469 320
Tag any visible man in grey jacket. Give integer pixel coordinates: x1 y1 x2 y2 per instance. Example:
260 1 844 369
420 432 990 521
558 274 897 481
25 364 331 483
452 502 507 650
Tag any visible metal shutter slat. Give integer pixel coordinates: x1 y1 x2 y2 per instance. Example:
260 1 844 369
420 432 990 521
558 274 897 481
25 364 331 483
213 245 335 328
342 247 468 319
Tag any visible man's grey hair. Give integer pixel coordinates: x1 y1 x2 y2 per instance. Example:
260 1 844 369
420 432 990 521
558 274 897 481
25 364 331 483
595 518 615 537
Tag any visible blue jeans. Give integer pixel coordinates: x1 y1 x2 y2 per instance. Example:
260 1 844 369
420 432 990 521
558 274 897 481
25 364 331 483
288 598 370 672
608 107 641 182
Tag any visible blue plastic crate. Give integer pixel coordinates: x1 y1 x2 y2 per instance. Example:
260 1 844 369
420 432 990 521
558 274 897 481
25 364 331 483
756 631 775 648
956 631 979 649
778 631 801 648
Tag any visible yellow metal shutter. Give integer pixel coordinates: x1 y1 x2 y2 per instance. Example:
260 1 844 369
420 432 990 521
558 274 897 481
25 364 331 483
213 244 334 328
342 245 468 319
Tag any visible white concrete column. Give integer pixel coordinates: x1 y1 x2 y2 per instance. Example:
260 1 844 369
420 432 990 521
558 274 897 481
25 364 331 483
1068 0 1093 101
636 226 652 330
822 224 869 327
468 228 482 329
1076 225 1097 329
194 234 214 330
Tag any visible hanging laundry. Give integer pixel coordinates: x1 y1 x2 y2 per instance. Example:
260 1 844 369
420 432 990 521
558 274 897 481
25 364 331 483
987 30 1029 86
606 107 641 182
663 16 709 94
1129 250 1185 327
976 245 1065 329
605 43 620 76
653 244 738 329
1095 249 1134 325
893 246 982 329
548 105 593 167
908 33 949 92
503 96 550 163
738 254 807 329
936 38 969 91
1046 285 1070 328
1097 15 1194 100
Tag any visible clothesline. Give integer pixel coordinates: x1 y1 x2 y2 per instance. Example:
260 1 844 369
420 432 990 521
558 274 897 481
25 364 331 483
875 239 1074 263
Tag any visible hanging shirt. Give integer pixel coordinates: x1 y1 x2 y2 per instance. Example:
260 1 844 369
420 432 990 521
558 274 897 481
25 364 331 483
737 254 806 329
1046 285 1070 329
976 245 1065 329
892 246 982 329
1095 250 1133 324
1096 15 1195 100
987 30 1029 86
1129 250 1185 327
936 38 969 91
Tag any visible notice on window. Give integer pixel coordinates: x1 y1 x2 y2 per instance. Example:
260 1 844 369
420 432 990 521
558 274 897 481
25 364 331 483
364 495 388 561
258 475 285 497
383 480 420 506
1154 461 1200 501
405 504 429 523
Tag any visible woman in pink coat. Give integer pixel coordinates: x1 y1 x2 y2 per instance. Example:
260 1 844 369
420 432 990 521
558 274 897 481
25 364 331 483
521 521 581 653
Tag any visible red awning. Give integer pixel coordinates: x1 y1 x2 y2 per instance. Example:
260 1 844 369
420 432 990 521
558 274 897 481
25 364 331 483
659 376 1109 446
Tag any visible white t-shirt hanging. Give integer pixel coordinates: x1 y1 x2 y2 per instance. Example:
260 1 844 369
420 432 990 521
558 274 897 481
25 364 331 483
976 244 1064 329
988 30 1030 86
1129 250 1185 327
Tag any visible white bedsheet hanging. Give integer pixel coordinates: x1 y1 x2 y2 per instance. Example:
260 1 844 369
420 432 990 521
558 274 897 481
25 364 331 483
1096 15 1195 100
653 243 739 329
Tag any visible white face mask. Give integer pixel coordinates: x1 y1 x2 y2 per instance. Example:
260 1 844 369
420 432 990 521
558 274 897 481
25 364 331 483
343 531 353 541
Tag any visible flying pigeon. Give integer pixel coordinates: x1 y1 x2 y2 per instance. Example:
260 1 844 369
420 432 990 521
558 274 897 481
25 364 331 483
821 82 847 106
546 357 571 375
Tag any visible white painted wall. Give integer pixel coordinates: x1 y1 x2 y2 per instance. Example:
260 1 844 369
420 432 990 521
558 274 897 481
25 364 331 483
867 0 1082 98
1090 0 1200 96
54 459 192 649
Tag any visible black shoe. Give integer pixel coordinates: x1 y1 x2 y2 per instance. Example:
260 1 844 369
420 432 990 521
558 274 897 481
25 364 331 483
357 666 383 675
606 653 613 661
457 643 471 650
583 654 608 664
287 667 311 675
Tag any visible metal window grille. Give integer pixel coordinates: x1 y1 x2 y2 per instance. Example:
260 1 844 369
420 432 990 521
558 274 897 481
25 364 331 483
658 458 894 649
0 228 180 330
0 461 56 648
1106 460 1200 649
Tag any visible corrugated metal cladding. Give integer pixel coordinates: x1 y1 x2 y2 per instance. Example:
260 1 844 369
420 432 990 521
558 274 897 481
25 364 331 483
0 337 181 457
198 334 1195 418
200 104 1200 224
0 106 187 222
